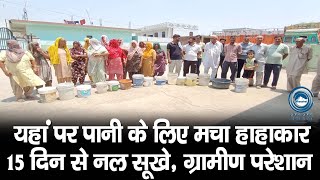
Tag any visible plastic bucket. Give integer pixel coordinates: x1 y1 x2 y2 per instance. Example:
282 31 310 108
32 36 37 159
235 78 249 93
144 77 154 87
132 74 144 88
199 74 211 86
212 78 231 89
167 73 178 85
107 81 120 91
155 76 166 86
185 73 198 86
76 85 91 98
119 79 132 90
38 87 57 103
56 83 75 100
96 82 108 94
176 77 186 86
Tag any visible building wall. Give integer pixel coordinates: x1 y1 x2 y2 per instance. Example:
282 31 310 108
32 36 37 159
136 28 169 38
172 27 199 37
132 36 172 51
25 24 134 49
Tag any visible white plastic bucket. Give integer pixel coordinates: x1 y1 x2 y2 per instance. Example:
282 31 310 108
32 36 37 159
167 73 178 85
144 77 154 87
155 76 166 85
185 73 198 86
107 81 120 91
132 74 144 88
235 78 249 93
96 82 108 94
38 87 57 103
199 74 210 86
76 85 91 98
56 83 75 100
176 77 186 86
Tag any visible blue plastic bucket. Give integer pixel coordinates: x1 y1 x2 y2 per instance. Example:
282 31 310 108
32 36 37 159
155 76 166 86
76 85 91 98
132 74 144 88
155 80 166 85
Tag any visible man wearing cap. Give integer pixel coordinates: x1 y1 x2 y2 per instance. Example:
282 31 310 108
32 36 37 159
286 37 313 92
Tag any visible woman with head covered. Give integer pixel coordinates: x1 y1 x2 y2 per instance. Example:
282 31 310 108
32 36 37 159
87 38 109 87
106 39 126 80
126 40 142 80
70 41 88 86
140 42 156 77
0 40 45 102
48 37 73 83
28 41 52 88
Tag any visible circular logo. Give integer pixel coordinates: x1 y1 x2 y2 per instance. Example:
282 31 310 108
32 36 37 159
288 87 314 113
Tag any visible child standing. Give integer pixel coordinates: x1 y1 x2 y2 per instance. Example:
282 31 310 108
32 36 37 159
242 50 257 86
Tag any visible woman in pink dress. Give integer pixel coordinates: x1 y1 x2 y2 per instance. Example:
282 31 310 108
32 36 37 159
106 39 126 80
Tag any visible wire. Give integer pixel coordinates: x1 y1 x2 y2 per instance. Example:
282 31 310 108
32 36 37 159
0 0 142 28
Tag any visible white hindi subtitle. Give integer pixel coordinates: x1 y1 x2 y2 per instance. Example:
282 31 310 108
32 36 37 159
7 119 313 179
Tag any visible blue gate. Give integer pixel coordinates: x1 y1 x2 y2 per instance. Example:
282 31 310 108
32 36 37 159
0 27 15 50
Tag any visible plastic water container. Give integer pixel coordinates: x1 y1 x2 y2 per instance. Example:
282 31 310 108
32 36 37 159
235 78 249 93
167 73 178 85
132 74 144 88
212 78 231 89
185 73 198 86
144 77 154 87
199 74 211 86
107 81 120 91
119 79 132 90
176 77 186 86
76 85 91 98
56 83 75 100
96 82 108 94
155 76 166 85
38 87 57 103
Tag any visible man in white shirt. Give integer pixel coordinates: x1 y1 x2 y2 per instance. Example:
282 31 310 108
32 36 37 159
203 35 223 80
250 36 268 89
182 37 202 76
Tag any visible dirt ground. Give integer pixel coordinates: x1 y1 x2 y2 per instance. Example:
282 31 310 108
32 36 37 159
0 65 319 126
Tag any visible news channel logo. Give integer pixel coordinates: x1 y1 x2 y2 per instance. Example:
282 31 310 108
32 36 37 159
288 86 314 123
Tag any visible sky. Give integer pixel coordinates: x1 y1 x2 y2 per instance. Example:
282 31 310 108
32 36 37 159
0 0 320 35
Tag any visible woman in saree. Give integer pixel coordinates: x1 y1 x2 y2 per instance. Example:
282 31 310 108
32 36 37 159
87 38 109 87
140 42 156 77
107 39 126 80
153 42 167 76
69 41 88 86
0 40 45 102
126 40 142 80
28 42 52 88
48 37 73 83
